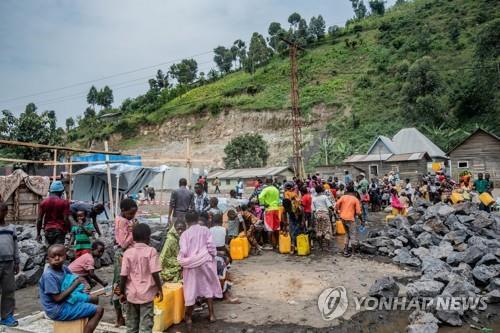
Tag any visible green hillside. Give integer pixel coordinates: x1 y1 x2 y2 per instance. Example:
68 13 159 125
73 0 499 166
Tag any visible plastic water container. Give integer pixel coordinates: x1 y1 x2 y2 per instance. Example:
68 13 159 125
240 236 250 258
296 234 310 256
450 192 464 204
230 237 245 260
153 285 174 332
279 233 291 254
335 220 346 235
479 192 495 207
163 283 184 324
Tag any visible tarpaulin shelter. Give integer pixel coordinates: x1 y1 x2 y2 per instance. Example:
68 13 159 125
72 163 168 218
0 169 50 224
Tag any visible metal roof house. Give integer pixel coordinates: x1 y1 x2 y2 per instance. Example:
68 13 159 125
367 127 447 161
207 166 294 192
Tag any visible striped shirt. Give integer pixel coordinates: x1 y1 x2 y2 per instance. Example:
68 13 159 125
71 222 95 251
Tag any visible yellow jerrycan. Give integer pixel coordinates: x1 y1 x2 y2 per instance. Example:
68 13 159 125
153 284 174 332
296 234 310 256
479 192 495 207
450 192 464 204
230 237 245 260
163 283 185 324
279 232 291 254
336 220 346 235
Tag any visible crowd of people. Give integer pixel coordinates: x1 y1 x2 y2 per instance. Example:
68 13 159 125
0 167 495 333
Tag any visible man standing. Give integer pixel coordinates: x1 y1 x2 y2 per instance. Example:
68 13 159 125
70 202 105 237
335 186 363 257
236 179 244 199
356 173 369 196
485 173 494 194
259 178 280 249
193 183 209 214
474 173 491 212
168 178 194 224
36 181 71 246
344 170 352 186
212 177 221 194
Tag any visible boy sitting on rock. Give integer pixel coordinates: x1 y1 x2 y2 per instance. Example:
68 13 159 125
39 244 103 332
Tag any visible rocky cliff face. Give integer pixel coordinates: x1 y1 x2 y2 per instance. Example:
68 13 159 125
108 106 336 168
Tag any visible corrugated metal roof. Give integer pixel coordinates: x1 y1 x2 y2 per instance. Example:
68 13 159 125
385 152 431 162
207 166 292 179
392 128 447 158
366 136 399 154
345 152 431 163
343 154 392 163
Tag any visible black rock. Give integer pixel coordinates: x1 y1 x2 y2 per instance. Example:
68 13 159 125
393 248 421 267
406 279 445 297
472 264 499 285
368 276 400 298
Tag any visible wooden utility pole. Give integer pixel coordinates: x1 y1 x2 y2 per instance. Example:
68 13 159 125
281 37 305 179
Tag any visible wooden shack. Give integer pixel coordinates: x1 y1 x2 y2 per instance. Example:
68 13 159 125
448 128 500 187
0 169 50 224
342 152 432 183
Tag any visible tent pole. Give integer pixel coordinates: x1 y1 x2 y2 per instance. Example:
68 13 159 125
52 149 58 181
104 141 115 220
115 173 120 218
68 154 73 201
186 137 192 187
160 171 165 223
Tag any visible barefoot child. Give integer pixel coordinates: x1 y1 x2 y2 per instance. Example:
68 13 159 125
119 223 162 333
39 244 103 333
69 241 108 288
112 199 138 327
0 203 19 327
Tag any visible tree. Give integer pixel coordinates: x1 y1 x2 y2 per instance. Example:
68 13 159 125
87 86 98 110
308 15 326 41
97 86 113 109
268 22 287 53
65 117 75 132
288 12 302 29
245 32 272 74
350 0 367 19
232 39 247 69
328 25 340 38
169 58 198 85
84 107 96 118
0 104 64 167
402 56 444 122
155 69 168 89
223 134 269 169
213 46 233 74
207 69 219 82
369 0 385 16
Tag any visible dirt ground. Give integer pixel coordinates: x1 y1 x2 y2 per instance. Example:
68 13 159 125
12 210 500 332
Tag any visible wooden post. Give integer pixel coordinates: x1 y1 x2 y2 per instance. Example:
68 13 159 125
104 141 115 220
186 138 192 187
52 149 58 181
68 154 73 201
115 174 120 218
159 171 165 223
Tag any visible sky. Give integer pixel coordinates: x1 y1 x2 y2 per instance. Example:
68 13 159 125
0 0 394 126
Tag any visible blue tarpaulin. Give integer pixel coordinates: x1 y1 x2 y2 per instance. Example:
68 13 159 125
72 153 142 166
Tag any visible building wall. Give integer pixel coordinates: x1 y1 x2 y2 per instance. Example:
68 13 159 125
208 170 294 193
449 131 500 186
369 140 393 155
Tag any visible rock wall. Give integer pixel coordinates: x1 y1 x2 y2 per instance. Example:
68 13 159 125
108 106 336 168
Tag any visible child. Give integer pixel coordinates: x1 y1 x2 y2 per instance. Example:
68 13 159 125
360 189 370 224
0 203 19 327
206 197 222 227
39 244 103 331
113 199 138 327
226 209 244 243
68 241 108 288
119 224 162 333
69 210 95 258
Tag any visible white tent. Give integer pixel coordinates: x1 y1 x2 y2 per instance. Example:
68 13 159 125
72 163 169 218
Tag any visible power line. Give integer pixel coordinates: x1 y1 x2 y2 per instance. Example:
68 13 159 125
0 50 215 103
